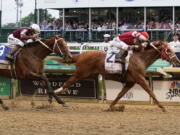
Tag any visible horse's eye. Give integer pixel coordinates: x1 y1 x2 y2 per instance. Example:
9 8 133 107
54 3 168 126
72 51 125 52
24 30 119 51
167 49 171 53
166 49 171 54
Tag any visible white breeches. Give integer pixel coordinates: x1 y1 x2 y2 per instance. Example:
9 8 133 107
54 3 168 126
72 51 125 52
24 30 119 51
110 37 129 50
8 34 24 47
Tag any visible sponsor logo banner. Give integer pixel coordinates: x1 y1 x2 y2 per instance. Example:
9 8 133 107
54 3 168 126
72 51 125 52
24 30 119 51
153 80 180 102
20 76 97 98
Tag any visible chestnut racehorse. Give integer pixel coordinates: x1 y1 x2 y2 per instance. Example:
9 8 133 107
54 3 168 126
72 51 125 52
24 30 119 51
0 35 72 110
49 40 180 112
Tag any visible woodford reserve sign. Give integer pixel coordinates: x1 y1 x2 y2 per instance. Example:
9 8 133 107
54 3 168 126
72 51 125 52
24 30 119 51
19 75 98 98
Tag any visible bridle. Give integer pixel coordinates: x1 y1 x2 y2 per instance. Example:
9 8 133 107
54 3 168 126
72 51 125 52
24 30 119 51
150 43 161 54
150 42 176 61
37 38 64 56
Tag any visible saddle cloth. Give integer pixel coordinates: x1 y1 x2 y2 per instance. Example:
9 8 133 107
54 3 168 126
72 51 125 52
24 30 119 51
105 51 132 74
0 44 15 70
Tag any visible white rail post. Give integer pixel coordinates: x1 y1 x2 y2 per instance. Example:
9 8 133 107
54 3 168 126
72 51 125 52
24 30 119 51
144 7 147 31
63 8 65 31
98 74 105 103
148 75 153 104
89 8 92 41
173 6 175 32
116 7 119 34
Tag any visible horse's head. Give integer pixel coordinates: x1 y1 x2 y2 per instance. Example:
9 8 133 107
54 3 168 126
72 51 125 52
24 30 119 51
151 40 180 66
47 35 72 62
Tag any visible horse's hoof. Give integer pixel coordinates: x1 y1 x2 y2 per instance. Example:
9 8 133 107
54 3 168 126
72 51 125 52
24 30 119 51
31 102 35 108
105 108 112 112
62 103 69 107
106 107 115 112
162 108 168 112
118 105 125 112
2 106 9 111
48 99 52 104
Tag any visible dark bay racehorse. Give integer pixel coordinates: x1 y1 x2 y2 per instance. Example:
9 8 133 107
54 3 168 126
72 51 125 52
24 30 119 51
0 35 72 110
49 40 180 112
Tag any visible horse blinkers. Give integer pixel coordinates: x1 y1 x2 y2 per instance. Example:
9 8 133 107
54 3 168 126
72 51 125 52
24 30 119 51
161 45 180 66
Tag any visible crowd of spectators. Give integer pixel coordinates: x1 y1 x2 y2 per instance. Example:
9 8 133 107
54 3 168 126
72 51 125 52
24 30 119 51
146 19 172 29
39 18 180 31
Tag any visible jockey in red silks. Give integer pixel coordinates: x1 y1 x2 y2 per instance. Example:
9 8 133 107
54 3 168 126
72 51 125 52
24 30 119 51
110 31 150 62
109 31 149 80
6 24 41 60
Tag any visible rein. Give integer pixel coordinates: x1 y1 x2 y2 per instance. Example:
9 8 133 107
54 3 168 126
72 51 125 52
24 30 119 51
150 43 161 54
37 38 63 56
150 42 176 61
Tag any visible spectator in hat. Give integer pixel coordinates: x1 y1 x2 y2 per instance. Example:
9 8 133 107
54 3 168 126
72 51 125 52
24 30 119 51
169 33 180 53
169 33 180 66
103 34 111 43
99 34 111 52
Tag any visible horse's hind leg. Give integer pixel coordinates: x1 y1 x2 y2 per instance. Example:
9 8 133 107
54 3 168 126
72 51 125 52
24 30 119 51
0 98 9 110
108 82 135 111
137 75 167 112
54 74 81 94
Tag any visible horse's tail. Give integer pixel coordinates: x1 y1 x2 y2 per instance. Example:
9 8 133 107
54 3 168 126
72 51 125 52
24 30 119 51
46 55 79 64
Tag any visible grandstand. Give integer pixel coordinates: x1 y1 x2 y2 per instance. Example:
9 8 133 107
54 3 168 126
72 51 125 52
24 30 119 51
1 0 180 42
35 0 180 42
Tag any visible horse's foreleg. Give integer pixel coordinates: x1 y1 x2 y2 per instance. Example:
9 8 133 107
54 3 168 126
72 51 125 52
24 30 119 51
31 89 38 108
137 75 167 112
108 82 134 111
0 99 9 110
39 74 67 106
39 74 53 104
29 72 66 106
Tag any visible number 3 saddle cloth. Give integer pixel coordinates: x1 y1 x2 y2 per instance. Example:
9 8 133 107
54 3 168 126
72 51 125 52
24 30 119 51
0 44 17 69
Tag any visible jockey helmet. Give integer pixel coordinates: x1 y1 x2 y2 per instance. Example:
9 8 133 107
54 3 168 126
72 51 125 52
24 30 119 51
30 24 40 34
139 32 149 41
104 34 110 38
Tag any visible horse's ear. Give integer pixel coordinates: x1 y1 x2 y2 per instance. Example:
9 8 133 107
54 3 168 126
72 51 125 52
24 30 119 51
54 35 59 39
152 40 160 46
161 40 169 46
158 40 166 46
54 34 63 39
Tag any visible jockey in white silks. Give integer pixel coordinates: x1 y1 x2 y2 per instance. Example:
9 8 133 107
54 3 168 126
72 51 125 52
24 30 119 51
6 24 41 60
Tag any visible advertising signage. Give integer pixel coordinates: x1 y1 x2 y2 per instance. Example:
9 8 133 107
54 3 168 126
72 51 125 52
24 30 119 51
19 75 98 99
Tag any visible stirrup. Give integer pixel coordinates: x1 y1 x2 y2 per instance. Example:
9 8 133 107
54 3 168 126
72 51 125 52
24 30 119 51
115 58 124 63
120 73 126 83
6 55 13 61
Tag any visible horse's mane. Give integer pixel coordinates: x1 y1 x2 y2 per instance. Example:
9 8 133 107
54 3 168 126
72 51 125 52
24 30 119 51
144 40 165 50
24 35 62 48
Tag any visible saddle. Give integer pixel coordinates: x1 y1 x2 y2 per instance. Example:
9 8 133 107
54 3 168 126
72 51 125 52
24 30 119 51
105 51 131 74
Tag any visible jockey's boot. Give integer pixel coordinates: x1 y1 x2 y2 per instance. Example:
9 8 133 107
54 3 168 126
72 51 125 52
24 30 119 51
120 63 126 83
116 49 127 82
6 45 21 61
115 49 126 63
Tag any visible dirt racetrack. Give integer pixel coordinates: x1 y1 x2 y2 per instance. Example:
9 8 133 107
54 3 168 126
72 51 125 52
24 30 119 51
0 100 180 135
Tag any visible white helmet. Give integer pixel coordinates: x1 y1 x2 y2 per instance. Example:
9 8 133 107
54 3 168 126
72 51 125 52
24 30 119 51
30 24 40 33
104 34 110 38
